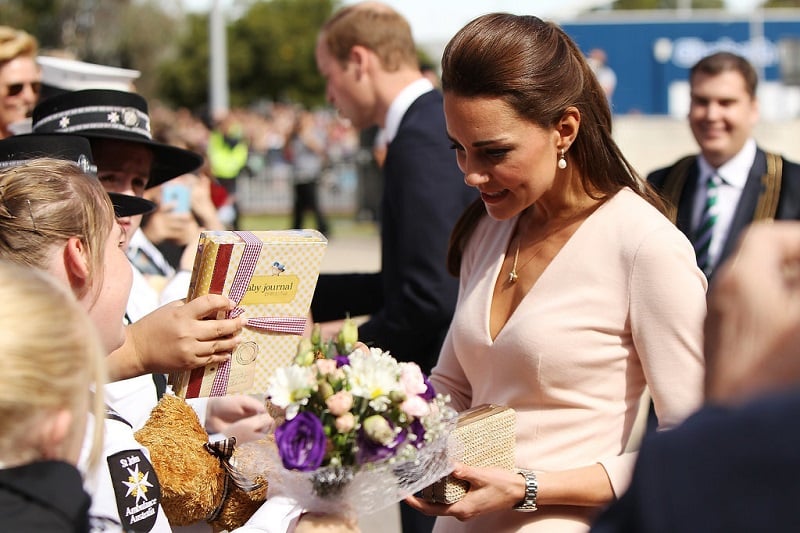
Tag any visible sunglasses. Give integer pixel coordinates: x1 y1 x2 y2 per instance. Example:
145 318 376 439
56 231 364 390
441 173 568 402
5 81 41 97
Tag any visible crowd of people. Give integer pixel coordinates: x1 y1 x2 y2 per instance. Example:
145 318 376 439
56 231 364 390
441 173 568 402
1 2 800 533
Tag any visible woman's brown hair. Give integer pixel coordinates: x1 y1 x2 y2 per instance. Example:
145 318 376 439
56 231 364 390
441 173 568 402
442 14 664 275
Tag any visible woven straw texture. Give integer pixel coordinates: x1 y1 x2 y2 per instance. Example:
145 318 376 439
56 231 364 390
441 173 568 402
421 404 515 504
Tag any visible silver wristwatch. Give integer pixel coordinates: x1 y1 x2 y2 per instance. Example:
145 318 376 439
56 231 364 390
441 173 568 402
513 468 538 512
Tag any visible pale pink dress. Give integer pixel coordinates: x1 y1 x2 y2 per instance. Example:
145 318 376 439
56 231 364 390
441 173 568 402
430 188 707 532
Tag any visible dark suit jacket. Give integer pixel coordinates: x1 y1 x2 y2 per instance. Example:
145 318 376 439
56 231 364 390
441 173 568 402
311 89 476 373
648 147 800 279
591 388 800 533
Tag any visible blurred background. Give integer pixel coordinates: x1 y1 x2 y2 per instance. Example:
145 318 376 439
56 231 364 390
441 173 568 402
4 0 800 239
5 1 799 530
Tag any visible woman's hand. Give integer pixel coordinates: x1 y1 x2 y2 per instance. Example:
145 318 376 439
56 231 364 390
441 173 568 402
404 463 525 521
206 394 273 443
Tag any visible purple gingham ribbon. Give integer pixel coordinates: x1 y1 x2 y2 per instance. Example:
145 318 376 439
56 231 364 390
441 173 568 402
210 232 263 396
209 231 305 396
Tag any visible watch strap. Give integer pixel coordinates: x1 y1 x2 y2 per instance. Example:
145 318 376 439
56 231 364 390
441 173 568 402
513 468 538 512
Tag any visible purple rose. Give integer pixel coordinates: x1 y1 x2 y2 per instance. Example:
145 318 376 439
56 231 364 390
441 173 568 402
408 419 426 449
334 354 350 368
275 411 327 471
420 375 435 401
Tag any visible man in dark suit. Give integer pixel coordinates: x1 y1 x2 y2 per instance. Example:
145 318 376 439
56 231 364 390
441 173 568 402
648 52 800 281
591 221 800 533
312 3 475 531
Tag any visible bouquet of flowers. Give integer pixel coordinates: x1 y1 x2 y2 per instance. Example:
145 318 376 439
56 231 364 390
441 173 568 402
264 319 457 516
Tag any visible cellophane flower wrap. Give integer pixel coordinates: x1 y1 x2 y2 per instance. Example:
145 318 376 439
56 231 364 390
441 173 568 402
264 320 457 516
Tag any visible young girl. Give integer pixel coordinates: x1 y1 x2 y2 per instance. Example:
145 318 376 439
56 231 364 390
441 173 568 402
0 158 357 532
0 158 174 530
0 260 107 532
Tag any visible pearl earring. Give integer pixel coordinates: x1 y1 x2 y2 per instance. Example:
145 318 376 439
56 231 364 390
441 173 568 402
557 149 567 170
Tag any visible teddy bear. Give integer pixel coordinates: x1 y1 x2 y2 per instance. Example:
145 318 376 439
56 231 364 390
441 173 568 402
134 394 270 532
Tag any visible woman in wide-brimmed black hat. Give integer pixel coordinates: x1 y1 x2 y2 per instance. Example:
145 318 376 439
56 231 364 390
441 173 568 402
31 88 203 189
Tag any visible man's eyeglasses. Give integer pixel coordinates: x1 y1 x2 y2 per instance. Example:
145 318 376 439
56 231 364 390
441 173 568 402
5 81 41 97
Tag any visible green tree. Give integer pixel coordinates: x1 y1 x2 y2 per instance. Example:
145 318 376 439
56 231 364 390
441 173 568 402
0 0 176 101
158 0 336 112
157 13 212 111
228 0 335 107
764 0 800 6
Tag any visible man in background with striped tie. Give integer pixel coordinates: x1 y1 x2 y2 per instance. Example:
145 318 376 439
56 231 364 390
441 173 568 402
649 51 800 282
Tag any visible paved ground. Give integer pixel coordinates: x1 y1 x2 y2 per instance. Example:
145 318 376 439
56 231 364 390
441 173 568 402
319 232 381 274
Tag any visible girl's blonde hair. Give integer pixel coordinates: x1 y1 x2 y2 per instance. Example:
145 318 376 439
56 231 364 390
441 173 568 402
0 158 115 300
0 259 106 467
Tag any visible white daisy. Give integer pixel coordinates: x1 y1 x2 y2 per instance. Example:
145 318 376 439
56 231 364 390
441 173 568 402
266 364 317 409
346 348 402 410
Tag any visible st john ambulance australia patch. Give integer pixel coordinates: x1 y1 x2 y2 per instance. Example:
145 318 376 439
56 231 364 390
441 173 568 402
107 449 161 531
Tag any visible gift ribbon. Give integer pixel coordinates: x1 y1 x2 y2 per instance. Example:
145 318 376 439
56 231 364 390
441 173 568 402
203 437 267 522
210 231 306 396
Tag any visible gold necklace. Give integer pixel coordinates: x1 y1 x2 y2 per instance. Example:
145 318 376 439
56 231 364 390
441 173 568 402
508 238 547 284
507 209 587 284
508 213 546 284
508 244 521 283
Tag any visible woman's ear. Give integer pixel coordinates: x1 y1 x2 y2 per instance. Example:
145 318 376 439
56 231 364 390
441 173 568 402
557 106 581 151
63 236 90 293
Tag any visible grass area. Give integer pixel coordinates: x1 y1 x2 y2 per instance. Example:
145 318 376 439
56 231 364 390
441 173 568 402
239 213 379 238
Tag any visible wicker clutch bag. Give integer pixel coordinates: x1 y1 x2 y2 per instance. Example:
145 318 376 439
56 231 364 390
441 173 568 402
420 404 516 504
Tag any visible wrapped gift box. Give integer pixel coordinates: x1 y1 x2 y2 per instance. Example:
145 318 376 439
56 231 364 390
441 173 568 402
171 229 327 398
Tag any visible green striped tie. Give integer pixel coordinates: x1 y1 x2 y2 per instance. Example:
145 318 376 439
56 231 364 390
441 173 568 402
693 173 721 275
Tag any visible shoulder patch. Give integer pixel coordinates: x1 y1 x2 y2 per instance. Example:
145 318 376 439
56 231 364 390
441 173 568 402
106 449 161 532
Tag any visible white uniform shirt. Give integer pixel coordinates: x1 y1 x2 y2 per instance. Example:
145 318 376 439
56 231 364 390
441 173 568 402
80 411 171 532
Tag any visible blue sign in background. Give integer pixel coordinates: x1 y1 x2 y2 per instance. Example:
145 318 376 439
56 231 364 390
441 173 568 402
561 13 800 114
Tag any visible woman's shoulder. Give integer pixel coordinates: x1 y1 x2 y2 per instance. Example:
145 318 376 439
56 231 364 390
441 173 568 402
590 188 695 257
595 188 678 235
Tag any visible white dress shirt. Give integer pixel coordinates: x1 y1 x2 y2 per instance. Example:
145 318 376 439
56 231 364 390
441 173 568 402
692 138 756 269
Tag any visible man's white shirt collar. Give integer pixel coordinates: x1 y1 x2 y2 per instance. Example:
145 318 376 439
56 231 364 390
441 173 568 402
382 78 434 144
698 138 756 189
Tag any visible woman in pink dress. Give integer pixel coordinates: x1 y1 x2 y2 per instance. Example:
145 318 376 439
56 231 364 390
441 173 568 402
406 13 707 532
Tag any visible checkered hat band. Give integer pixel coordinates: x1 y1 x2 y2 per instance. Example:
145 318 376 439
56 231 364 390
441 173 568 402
32 105 152 139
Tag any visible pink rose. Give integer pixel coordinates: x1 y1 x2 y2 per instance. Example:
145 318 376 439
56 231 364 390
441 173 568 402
399 363 428 396
401 395 431 418
325 390 354 416
335 412 355 433
316 358 338 375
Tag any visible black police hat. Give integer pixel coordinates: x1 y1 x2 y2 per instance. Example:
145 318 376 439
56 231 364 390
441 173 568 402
31 89 203 189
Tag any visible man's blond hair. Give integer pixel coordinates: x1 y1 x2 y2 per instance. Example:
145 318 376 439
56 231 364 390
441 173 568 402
319 2 418 72
0 26 37 65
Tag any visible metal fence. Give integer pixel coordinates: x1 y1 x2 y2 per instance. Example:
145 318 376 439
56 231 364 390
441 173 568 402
237 154 359 216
